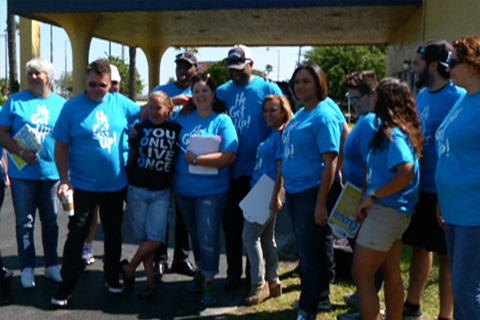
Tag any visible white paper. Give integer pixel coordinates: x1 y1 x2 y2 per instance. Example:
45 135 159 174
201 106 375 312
188 135 221 175
240 174 275 225
328 182 362 238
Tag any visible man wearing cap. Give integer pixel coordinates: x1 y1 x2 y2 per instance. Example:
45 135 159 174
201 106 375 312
110 64 121 93
153 52 198 110
150 52 198 278
216 44 283 291
402 40 465 320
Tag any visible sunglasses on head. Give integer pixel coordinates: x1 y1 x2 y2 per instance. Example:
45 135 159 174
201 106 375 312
88 82 108 88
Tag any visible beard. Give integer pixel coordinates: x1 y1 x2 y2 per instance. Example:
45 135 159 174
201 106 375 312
415 67 430 88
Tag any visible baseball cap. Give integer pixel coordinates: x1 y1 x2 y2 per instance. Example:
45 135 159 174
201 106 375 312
226 44 254 70
110 64 121 82
416 40 453 68
175 52 198 66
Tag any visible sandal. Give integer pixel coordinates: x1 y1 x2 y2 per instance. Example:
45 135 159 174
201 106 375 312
138 285 156 299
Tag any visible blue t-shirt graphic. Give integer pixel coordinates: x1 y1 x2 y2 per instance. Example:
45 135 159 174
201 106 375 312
173 110 238 197
435 92 480 226
251 130 283 187
53 92 141 192
416 82 465 192
216 76 283 179
366 128 419 214
281 101 342 194
343 113 378 188
0 90 66 180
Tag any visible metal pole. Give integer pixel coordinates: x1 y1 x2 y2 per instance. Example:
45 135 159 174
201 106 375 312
64 40 68 98
276 49 280 81
50 25 53 63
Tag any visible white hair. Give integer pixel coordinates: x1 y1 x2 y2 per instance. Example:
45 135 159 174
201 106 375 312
26 58 55 84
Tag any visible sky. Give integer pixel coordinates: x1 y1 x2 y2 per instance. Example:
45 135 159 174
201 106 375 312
0 0 312 95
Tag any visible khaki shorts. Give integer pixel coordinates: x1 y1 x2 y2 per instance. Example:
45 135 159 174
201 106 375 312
356 203 411 252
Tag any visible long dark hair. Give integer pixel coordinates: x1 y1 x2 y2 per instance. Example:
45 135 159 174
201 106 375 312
185 73 227 114
289 64 329 102
369 78 422 159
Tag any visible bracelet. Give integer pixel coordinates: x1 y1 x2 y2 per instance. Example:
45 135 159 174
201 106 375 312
19 149 24 159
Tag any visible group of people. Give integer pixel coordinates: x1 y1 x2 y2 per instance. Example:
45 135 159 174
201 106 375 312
0 37 479 320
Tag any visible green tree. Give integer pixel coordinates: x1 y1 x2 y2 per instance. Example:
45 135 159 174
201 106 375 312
265 64 273 76
304 46 387 102
107 55 144 97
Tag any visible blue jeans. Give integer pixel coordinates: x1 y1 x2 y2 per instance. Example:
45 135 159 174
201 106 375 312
10 178 59 270
445 223 480 320
175 193 227 278
286 186 335 316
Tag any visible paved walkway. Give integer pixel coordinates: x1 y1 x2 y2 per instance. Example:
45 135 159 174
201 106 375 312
0 189 297 319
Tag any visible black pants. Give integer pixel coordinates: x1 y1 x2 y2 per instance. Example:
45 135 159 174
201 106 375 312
61 188 125 290
155 195 190 263
223 176 251 279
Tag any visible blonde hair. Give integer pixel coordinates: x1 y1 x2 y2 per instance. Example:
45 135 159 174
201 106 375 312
262 95 293 126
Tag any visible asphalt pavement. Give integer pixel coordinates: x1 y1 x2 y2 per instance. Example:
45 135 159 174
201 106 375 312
0 189 297 320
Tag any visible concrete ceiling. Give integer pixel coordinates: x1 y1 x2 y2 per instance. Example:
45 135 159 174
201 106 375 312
10 1 423 48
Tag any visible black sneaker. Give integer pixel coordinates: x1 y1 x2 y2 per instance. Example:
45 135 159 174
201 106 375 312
51 286 73 307
171 259 196 277
105 279 123 294
154 260 168 282
224 276 241 291
403 302 423 319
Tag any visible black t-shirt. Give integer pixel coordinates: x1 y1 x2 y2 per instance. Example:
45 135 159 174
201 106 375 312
127 119 181 190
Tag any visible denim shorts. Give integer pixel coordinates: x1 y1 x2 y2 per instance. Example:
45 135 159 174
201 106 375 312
126 185 171 242
356 203 411 252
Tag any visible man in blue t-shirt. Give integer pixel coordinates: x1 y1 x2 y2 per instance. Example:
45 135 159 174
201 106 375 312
216 45 283 290
402 40 465 320
151 52 198 279
51 59 146 307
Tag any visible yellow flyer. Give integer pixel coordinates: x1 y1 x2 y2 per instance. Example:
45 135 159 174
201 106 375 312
9 124 43 170
328 182 362 238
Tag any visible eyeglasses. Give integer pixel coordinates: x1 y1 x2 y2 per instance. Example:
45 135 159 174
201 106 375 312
447 55 463 69
88 82 108 88
347 93 366 103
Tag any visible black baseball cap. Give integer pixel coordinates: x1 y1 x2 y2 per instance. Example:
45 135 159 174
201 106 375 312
175 52 198 67
416 40 453 67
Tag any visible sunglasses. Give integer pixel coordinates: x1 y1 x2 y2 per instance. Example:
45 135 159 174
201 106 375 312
111 81 119 85
447 55 463 69
88 82 108 88
347 93 366 103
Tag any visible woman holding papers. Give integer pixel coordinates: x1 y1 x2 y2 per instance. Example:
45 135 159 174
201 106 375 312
353 78 421 320
0 58 65 289
435 37 480 320
282 64 344 320
242 95 292 305
173 74 238 306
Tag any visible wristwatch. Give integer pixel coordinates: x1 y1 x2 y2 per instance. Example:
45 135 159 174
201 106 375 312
368 190 378 201
192 156 198 166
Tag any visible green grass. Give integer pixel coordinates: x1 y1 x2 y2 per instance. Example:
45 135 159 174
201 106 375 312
225 246 442 319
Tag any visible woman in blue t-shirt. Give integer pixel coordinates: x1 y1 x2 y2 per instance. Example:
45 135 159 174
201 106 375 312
435 37 480 320
0 58 65 290
282 64 343 320
173 74 238 306
242 95 292 305
353 78 422 320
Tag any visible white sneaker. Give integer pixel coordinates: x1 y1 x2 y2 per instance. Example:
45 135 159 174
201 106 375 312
44 265 63 282
21 267 36 289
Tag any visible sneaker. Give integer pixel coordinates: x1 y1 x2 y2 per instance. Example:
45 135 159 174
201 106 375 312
186 272 203 292
21 267 35 289
82 244 95 265
105 279 123 294
201 282 217 306
297 309 316 320
245 282 270 305
171 259 196 277
403 302 423 319
51 286 73 307
318 296 331 311
154 260 168 282
2 267 13 280
343 293 360 310
337 312 361 320
44 265 63 282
